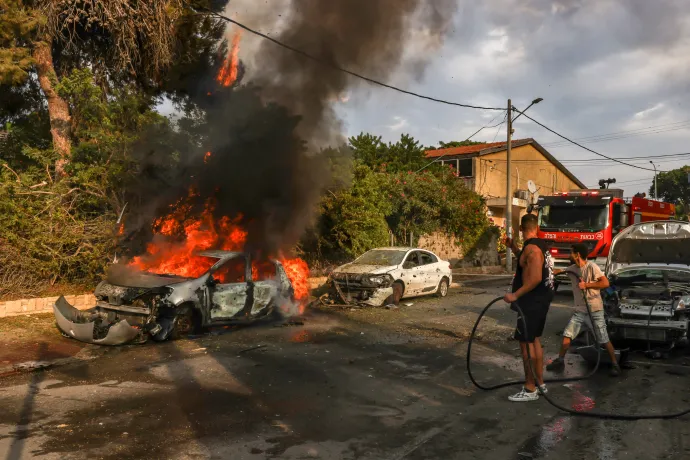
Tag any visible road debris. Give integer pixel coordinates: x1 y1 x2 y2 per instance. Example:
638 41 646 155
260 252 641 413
238 344 267 354
13 361 52 371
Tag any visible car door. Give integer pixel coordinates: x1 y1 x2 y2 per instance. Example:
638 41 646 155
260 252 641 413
400 251 426 297
418 251 443 294
250 259 280 316
209 255 251 320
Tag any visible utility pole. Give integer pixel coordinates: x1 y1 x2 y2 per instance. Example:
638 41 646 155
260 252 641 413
505 99 513 273
650 161 658 199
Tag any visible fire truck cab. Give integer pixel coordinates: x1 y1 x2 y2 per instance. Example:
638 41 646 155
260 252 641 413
534 189 675 287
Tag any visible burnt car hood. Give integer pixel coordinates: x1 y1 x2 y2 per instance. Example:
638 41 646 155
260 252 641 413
332 264 396 275
106 264 190 288
607 220 690 275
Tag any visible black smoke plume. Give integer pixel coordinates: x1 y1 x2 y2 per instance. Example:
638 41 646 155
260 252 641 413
126 0 457 258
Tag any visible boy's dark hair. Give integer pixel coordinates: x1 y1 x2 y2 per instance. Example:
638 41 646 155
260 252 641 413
520 213 538 232
571 243 589 260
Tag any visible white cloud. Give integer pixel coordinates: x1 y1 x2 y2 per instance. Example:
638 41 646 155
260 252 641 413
219 0 690 196
633 103 665 120
387 116 409 131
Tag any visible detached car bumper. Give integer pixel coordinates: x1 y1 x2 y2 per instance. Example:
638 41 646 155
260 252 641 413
53 296 141 346
607 317 688 343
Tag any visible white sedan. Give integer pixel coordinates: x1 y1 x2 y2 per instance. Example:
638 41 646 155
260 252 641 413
330 247 453 306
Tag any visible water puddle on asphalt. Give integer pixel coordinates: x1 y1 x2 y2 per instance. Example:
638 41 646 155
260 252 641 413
516 382 619 459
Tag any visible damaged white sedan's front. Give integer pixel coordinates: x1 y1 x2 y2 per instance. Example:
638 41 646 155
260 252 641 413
328 247 452 307
54 251 295 345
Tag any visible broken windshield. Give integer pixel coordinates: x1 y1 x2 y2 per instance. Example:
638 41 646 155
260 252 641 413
353 250 407 266
136 255 221 279
538 205 608 232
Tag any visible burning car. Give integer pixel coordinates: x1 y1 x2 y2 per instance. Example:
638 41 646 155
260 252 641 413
328 247 453 307
604 220 690 347
54 250 296 345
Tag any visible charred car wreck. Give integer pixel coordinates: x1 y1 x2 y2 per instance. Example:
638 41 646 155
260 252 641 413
54 251 295 345
326 247 452 307
604 221 690 347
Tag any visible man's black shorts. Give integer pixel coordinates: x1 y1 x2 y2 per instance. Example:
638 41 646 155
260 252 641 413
513 303 550 342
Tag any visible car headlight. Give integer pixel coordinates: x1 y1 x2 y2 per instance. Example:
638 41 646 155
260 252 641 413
367 274 393 288
676 297 690 311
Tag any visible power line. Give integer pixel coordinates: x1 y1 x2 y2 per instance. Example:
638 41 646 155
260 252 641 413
197 7 505 111
492 112 508 143
541 120 690 148
415 111 507 172
562 152 690 162
486 153 690 167
514 110 664 173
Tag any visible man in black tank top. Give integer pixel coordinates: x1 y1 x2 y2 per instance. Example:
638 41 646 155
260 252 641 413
503 213 555 402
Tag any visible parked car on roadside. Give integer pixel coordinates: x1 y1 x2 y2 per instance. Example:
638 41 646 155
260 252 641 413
604 220 690 347
329 247 453 307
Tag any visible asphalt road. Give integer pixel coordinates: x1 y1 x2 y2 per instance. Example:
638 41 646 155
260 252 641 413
2 277 690 459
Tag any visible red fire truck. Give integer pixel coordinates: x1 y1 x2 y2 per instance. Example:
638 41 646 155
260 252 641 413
535 189 675 280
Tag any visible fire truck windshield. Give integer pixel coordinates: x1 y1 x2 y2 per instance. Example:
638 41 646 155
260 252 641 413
538 205 609 232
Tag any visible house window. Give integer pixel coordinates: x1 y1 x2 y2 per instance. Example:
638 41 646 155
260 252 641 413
441 159 459 170
458 159 473 177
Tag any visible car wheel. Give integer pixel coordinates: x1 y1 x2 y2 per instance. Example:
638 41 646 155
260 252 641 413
152 305 200 342
171 308 196 340
385 281 404 306
436 277 449 298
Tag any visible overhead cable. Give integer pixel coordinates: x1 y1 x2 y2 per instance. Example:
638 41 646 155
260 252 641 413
515 109 665 172
197 7 505 111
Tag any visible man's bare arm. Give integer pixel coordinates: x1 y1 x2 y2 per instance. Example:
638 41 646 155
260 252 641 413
581 275 610 290
505 237 520 255
513 245 543 299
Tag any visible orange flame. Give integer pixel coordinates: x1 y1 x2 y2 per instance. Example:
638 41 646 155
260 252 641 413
204 151 212 163
281 257 309 302
217 31 242 87
118 223 124 236
128 191 310 301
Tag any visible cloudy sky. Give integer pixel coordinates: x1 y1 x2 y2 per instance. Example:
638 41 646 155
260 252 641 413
216 0 690 196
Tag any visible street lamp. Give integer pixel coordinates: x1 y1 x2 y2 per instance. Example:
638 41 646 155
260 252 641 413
650 160 658 199
506 97 543 273
511 97 544 123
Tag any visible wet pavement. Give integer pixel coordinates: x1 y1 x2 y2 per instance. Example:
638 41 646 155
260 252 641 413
2 277 690 459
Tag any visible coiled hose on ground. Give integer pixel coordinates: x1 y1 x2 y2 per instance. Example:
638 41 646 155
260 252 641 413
466 294 690 420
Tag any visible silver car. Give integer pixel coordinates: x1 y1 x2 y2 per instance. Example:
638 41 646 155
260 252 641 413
604 220 690 346
54 250 295 345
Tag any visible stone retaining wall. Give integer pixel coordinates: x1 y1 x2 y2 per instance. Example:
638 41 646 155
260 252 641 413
0 294 97 318
0 277 331 318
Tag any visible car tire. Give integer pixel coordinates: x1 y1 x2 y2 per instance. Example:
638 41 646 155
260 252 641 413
385 281 404 306
171 309 193 340
152 305 200 342
436 277 449 298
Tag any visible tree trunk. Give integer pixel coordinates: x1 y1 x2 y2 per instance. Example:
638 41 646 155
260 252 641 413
33 41 71 176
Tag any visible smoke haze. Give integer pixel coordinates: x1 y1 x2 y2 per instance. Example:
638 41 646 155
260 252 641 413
129 0 458 258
